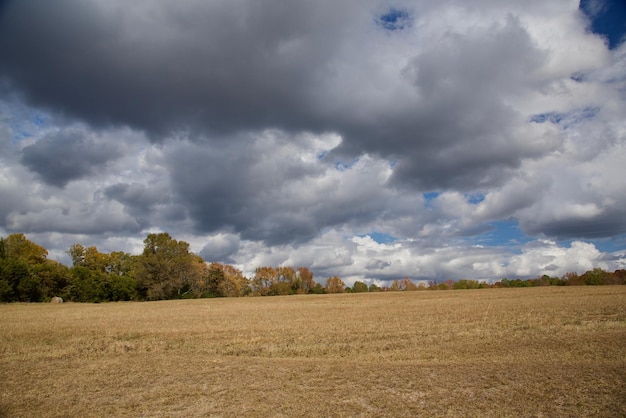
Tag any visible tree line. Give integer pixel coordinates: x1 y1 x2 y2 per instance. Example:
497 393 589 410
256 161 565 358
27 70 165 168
0 233 624 303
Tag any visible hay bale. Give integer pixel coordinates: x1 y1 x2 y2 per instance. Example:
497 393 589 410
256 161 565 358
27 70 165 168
50 296 64 304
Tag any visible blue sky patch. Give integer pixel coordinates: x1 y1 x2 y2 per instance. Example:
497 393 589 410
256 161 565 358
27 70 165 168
580 0 626 49
473 220 531 248
363 232 397 244
377 8 412 31
568 234 626 254
530 107 599 127
335 157 359 171
422 192 439 201
466 193 485 205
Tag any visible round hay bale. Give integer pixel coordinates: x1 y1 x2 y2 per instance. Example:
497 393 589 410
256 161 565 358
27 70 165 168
50 296 64 304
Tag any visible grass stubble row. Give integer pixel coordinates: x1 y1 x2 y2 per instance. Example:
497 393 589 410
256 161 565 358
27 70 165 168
1 286 624 417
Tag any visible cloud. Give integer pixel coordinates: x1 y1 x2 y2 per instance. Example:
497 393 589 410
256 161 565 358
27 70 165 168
0 0 624 284
165 131 428 245
199 233 241 263
0 1 584 192
0 0 361 137
20 127 124 187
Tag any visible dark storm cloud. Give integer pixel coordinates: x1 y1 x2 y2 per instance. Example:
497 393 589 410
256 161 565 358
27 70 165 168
20 129 124 187
521 210 626 240
165 136 329 245
103 182 171 218
0 0 554 193
199 234 241 263
383 17 550 190
0 0 347 137
165 134 408 245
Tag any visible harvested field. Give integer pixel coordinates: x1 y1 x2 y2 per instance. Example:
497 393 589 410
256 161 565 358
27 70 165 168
1 286 625 417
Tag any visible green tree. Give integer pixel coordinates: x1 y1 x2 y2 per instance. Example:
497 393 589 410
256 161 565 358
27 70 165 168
453 280 481 290
0 234 64 302
368 283 381 292
310 282 326 294
68 266 106 302
1 233 48 265
32 261 71 301
67 243 86 266
134 233 204 300
0 258 29 301
353 281 368 293
105 274 138 301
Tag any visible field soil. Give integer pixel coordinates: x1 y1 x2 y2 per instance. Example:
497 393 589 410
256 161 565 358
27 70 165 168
1 286 625 417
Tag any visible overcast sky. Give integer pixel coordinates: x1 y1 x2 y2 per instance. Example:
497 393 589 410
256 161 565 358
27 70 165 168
1 0 625 284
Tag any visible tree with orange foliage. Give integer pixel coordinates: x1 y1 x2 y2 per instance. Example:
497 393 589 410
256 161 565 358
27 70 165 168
324 276 345 293
252 266 276 296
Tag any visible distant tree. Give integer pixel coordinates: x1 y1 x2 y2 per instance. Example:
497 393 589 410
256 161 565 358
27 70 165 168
325 276 345 293
563 272 583 286
0 258 29 301
32 260 71 301
453 280 481 290
202 262 226 297
107 251 135 276
297 267 315 294
0 234 70 302
368 283 381 292
273 266 297 295
252 266 276 296
67 243 86 266
403 278 418 291
353 281 368 293
134 233 204 300
105 274 138 301
608 269 626 285
436 282 450 290
68 266 107 302
581 268 608 285
310 283 326 294
219 264 250 297
1 233 48 265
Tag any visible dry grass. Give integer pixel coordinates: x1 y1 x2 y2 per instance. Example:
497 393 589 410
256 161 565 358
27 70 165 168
1 286 625 417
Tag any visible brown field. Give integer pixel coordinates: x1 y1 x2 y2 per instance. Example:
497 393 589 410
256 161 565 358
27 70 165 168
1 286 625 417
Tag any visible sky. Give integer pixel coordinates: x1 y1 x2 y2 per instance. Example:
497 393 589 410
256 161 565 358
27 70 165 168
1 0 625 285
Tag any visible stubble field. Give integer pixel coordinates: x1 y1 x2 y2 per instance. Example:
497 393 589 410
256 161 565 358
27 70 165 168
1 286 625 417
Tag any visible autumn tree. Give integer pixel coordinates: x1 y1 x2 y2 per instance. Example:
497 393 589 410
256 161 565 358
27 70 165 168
2 233 48 264
65 244 138 302
274 266 297 295
134 233 204 300
0 234 70 302
220 264 250 297
297 267 315 294
252 266 276 296
403 278 418 291
67 243 86 266
310 282 326 294
324 276 345 293
195 261 248 298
